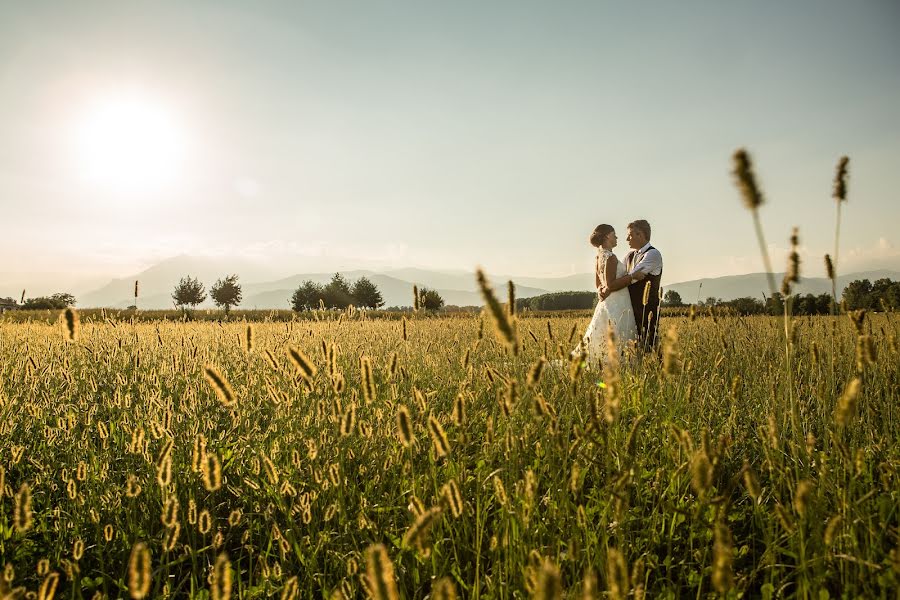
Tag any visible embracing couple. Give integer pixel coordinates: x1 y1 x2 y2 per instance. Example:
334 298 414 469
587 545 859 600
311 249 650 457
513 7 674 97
579 219 663 366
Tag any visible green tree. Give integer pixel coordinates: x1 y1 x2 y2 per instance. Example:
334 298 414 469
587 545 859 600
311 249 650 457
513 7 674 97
351 276 384 309
419 287 445 311
172 276 207 313
842 279 872 310
662 290 684 307
765 292 785 315
527 291 596 310
290 280 323 311
724 296 765 315
210 274 242 316
886 282 900 310
23 293 76 309
322 273 354 309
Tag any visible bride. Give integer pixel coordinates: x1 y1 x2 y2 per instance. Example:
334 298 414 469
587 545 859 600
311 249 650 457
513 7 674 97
578 224 640 367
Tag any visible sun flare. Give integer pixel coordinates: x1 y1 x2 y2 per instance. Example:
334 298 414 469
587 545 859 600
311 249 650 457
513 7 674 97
73 91 186 190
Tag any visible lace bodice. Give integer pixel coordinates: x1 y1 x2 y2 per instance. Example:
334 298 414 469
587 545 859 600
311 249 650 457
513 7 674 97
596 249 625 289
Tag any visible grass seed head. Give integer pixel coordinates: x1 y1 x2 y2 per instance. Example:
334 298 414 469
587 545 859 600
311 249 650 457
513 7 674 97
794 480 815 518
712 522 734 593
833 155 849 202
452 393 466 426
212 553 233 600
835 377 861 427
364 543 400 600
127 542 152 599
204 366 237 407
402 505 443 553
396 405 414 448
432 577 458 600
536 559 562 600
476 268 518 354
38 571 59 600
360 357 376 404
527 357 547 388
287 346 317 382
732 148 764 210
442 479 463 518
13 483 33 533
281 576 299 600
340 403 357 437
428 414 451 458
203 451 223 491
64 307 79 342
606 548 629 600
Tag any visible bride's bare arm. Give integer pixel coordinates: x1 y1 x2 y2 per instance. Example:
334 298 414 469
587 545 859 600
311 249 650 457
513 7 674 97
595 255 602 289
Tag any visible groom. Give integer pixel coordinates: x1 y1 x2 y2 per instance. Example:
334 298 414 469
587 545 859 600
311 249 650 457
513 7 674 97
600 219 663 350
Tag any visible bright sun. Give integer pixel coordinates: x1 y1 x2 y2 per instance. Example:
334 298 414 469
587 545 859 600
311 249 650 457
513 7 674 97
73 92 186 190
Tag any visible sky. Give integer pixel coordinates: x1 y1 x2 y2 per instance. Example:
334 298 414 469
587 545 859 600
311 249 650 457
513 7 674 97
2 0 899 296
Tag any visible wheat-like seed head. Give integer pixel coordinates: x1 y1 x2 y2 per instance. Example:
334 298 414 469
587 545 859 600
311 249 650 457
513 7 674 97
364 543 400 600
340 403 356 437
127 542 152 599
64 307 79 341
202 451 223 491
360 357 376 404
476 268 518 354
835 377 861 427
833 156 849 202
526 357 547 388
427 414 451 458
199 509 212 534
452 393 466 426
732 148 764 210
12 483 33 533
396 405 414 448
794 480 814 518
432 577 458 600
204 366 236 407
606 548 629 600
38 572 59 600
212 553 233 600
712 522 734 593
402 505 443 552
287 347 317 382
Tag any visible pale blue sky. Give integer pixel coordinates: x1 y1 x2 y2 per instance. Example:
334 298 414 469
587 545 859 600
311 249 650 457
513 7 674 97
1 0 899 294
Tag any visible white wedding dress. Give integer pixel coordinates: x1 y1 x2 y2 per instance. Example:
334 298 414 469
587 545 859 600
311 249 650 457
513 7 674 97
578 248 638 367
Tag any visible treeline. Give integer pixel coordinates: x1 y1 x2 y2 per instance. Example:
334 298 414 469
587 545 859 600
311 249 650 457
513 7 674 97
290 274 385 310
697 278 900 315
698 293 833 316
842 278 900 311
0 292 77 310
515 291 597 311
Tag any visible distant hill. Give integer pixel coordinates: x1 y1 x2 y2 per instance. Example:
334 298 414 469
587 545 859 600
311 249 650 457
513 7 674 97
70 253 900 309
77 257 553 309
663 270 900 304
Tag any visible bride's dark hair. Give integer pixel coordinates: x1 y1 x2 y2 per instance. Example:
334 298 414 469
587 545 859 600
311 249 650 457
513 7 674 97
589 224 615 247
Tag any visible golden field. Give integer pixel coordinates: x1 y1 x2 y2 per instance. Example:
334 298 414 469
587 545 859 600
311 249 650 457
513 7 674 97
0 309 898 598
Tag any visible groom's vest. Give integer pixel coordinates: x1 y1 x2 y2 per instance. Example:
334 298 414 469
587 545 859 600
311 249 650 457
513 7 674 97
626 246 663 333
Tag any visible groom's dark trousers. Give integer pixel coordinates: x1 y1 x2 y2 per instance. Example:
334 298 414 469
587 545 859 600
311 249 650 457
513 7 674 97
626 259 662 351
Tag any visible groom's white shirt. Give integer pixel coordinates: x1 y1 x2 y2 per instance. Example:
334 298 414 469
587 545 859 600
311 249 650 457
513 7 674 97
627 242 663 276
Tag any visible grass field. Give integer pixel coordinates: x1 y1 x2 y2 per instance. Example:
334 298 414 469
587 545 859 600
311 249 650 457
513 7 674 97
0 308 898 598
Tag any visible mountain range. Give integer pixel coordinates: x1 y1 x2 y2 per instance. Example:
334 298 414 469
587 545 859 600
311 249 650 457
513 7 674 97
69 255 900 309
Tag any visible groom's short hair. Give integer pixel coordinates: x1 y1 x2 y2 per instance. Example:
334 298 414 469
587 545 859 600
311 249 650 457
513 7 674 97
627 219 651 239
